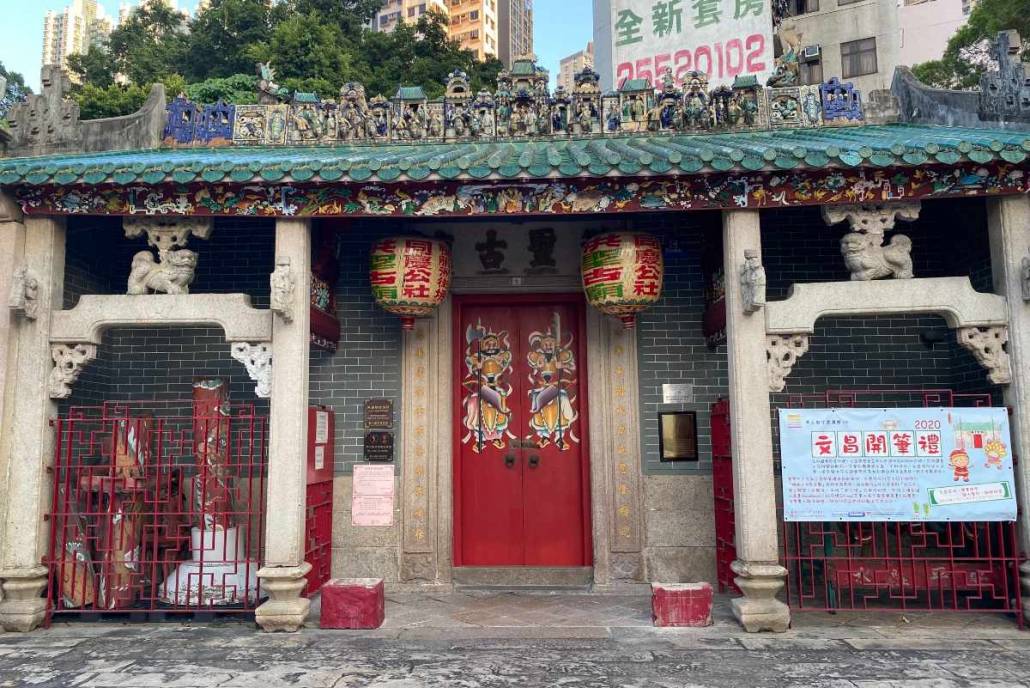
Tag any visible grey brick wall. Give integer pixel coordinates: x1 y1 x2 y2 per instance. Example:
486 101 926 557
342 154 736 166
636 199 995 476
309 222 404 475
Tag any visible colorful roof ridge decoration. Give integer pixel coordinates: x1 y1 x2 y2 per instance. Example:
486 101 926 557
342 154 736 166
1 124 1027 188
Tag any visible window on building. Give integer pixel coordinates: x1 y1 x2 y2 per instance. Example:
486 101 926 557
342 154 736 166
841 37 877 77
800 57 823 84
783 0 819 15
408 7 416 16
470 9 479 19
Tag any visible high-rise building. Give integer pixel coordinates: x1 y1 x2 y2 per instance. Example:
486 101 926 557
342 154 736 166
374 0 450 33
497 0 532 68
42 0 113 77
558 41 593 91
898 0 973 67
446 0 500 61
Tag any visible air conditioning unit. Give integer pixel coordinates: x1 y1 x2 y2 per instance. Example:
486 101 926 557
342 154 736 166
802 45 822 61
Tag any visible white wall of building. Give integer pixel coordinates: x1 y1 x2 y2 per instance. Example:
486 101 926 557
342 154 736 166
897 0 967 67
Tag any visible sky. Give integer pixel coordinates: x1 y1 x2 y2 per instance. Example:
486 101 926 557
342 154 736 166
0 0 593 93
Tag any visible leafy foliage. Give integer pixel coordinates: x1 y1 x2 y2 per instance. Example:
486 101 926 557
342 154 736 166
75 75 186 120
911 0 1030 89
0 61 30 121
185 74 258 105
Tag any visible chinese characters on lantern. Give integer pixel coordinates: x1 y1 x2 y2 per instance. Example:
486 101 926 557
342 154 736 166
370 237 452 330
779 407 1016 522
581 232 664 328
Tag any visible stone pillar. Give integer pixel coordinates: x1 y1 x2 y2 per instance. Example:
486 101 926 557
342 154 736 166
721 209 789 633
0 216 66 632
256 219 312 632
986 195 1030 622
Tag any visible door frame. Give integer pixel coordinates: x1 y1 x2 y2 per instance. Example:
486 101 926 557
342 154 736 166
451 292 594 568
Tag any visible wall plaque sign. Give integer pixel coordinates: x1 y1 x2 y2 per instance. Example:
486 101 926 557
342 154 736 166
662 383 695 404
363 398 394 429
364 431 395 462
352 464 395 527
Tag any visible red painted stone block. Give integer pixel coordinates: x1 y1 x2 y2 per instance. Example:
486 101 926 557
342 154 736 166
320 578 385 629
651 582 713 627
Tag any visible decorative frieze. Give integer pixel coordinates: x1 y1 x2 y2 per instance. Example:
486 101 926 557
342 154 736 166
957 326 1012 386
8 266 39 320
740 250 766 314
767 334 809 393
230 343 272 398
269 257 295 323
123 217 212 295
48 343 97 399
823 202 920 281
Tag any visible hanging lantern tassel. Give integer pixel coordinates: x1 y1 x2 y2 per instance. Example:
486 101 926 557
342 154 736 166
370 237 452 330
581 232 664 329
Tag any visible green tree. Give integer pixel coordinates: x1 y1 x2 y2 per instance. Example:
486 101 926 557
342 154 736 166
185 73 259 104
74 75 186 119
911 0 1030 89
288 0 383 35
252 12 358 94
107 3 188 85
185 0 275 81
67 46 116 89
0 62 30 93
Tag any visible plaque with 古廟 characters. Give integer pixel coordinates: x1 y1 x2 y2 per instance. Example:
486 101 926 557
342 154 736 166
363 398 394 429
364 431 394 462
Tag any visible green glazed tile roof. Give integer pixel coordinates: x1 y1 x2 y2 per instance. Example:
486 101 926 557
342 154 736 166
1 124 1028 188
395 86 428 101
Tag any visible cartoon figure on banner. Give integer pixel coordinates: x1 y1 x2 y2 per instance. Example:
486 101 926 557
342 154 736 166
525 312 578 450
462 321 515 452
984 439 1007 469
949 448 971 482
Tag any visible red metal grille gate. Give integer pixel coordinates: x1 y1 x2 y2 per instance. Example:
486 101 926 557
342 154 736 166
779 390 1024 626
46 400 268 619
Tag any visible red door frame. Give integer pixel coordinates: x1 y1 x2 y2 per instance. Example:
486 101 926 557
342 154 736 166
452 293 594 568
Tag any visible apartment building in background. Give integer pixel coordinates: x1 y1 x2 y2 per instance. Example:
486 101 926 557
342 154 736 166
446 0 499 62
497 0 533 67
375 0 450 33
42 0 113 76
558 42 593 91
897 0 973 67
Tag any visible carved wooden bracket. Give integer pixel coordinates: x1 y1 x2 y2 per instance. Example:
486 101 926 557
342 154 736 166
957 326 1012 385
48 343 97 399
230 342 272 398
767 334 809 392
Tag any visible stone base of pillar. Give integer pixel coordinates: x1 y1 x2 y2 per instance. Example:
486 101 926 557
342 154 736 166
1020 562 1030 623
255 563 312 633
0 567 49 632
729 560 790 633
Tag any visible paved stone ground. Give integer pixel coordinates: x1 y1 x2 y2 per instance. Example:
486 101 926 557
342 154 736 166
2 592 1028 687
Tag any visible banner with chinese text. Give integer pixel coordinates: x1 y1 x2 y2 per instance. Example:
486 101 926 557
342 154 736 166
779 407 1016 522
610 0 775 88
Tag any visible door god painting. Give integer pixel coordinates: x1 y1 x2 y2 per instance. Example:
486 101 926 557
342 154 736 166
462 321 515 452
526 313 579 450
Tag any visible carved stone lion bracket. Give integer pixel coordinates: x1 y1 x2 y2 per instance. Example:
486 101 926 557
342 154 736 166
957 326 1012 385
8 266 39 320
48 343 97 399
269 257 295 323
123 217 213 295
767 334 809 392
822 202 920 281
230 342 272 398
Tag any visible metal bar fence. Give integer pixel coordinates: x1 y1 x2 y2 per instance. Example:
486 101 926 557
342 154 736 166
778 389 1023 627
45 400 267 620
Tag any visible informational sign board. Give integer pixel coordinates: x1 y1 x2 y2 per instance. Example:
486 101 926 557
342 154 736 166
363 398 394 430
352 464 395 527
363 431 395 462
609 0 775 88
779 407 1016 522
662 383 695 404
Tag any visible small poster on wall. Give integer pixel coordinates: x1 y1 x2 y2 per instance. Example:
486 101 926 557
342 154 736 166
779 407 1016 522
352 464 395 527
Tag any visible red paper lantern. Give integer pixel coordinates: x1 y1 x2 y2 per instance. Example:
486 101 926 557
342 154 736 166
581 232 663 328
370 237 452 330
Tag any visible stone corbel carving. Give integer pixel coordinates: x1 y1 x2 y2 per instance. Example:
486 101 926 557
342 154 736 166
767 334 809 392
822 202 919 281
8 266 39 320
48 343 97 399
740 249 766 314
957 326 1012 385
269 257 295 323
124 217 212 295
230 342 272 398
1021 255 1030 302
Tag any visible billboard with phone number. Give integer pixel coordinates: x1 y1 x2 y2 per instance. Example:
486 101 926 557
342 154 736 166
610 0 775 88
779 407 1017 522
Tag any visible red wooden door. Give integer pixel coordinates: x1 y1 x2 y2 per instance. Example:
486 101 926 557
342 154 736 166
454 296 592 567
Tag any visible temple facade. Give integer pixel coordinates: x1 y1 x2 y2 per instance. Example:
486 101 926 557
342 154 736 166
0 40 1028 634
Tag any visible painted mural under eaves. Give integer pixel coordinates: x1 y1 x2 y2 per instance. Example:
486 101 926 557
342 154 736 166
163 55 864 148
